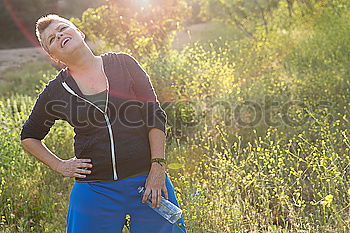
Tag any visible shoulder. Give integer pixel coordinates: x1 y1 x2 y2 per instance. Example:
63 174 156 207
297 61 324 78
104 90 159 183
102 51 134 59
38 70 65 99
101 52 138 66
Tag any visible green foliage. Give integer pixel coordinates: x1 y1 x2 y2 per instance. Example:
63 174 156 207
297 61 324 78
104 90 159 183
70 0 191 58
3 0 350 232
0 61 56 98
169 122 350 232
145 40 237 100
194 0 280 40
0 95 74 232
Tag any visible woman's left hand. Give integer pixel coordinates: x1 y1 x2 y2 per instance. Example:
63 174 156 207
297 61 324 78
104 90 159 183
142 163 168 208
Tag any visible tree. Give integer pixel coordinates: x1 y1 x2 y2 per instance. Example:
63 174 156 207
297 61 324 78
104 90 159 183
70 0 191 59
203 0 280 40
0 0 106 48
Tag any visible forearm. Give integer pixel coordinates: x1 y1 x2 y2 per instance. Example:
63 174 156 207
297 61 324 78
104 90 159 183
148 128 166 169
21 138 63 172
149 128 166 172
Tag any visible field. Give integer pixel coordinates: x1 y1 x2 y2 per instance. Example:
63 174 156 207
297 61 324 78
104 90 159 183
1 1 350 232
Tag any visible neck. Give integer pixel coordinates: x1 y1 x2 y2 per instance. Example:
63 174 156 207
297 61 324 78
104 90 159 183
63 44 100 75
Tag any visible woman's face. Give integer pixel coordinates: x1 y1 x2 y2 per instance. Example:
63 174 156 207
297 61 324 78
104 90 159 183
41 20 85 63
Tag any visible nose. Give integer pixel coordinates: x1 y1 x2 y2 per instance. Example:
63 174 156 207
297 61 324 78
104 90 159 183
57 32 64 40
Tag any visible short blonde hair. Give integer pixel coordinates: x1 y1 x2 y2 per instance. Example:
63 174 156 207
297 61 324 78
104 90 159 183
35 14 76 53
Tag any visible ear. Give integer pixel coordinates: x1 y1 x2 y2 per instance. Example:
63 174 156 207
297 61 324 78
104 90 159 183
76 28 85 40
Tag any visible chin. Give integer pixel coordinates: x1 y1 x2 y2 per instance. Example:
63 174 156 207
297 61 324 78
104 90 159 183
69 40 86 52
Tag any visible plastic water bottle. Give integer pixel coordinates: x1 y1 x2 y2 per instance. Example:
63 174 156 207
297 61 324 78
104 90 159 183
137 186 182 224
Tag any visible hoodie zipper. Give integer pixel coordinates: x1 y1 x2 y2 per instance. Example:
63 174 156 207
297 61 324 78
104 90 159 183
61 65 118 180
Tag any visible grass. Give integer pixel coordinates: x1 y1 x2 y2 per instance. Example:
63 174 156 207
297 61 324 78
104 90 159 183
172 21 245 51
0 60 55 97
2 1 350 232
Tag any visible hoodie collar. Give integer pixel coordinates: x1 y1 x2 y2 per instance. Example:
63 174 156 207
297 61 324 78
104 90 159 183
59 53 109 97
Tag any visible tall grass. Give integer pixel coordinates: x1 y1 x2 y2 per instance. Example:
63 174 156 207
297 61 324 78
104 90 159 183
2 0 350 232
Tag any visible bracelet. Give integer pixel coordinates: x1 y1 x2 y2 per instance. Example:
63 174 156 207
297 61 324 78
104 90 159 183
151 158 166 167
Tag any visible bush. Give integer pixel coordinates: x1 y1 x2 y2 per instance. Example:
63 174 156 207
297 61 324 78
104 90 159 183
70 0 191 58
2 0 350 232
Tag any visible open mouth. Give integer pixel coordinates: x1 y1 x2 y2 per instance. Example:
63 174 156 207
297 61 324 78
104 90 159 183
61 37 72 48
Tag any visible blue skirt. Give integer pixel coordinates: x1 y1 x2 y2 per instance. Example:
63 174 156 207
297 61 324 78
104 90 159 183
66 173 188 233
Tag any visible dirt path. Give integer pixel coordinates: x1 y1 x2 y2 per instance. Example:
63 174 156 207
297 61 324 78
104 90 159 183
0 22 211 73
0 47 47 73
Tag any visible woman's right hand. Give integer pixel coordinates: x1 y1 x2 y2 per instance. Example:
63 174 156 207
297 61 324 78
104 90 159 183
55 157 93 178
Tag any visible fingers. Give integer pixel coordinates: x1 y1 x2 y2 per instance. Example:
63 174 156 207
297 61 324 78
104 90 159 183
163 185 169 200
76 168 92 174
72 168 91 178
147 189 162 208
78 158 92 163
142 173 167 208
151 189 157 208
156 189 161 208
73 159 92 178
70 169 91 178
60 158 93 178
141 188 161 208
142 188 151 203
76 158 92 167
73 172 87 178
76 162 93 168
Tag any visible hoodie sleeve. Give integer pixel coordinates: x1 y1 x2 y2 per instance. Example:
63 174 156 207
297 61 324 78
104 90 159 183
120 53 167 134
20 84 60 141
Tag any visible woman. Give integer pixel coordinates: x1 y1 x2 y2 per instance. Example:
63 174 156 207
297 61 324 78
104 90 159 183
20 14 187 233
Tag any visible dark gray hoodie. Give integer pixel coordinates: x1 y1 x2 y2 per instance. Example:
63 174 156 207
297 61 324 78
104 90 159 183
20 52 167 182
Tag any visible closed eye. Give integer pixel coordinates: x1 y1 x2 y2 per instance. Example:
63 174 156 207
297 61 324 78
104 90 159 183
49 37 54 44
48 26 68 44
60 26 68 31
